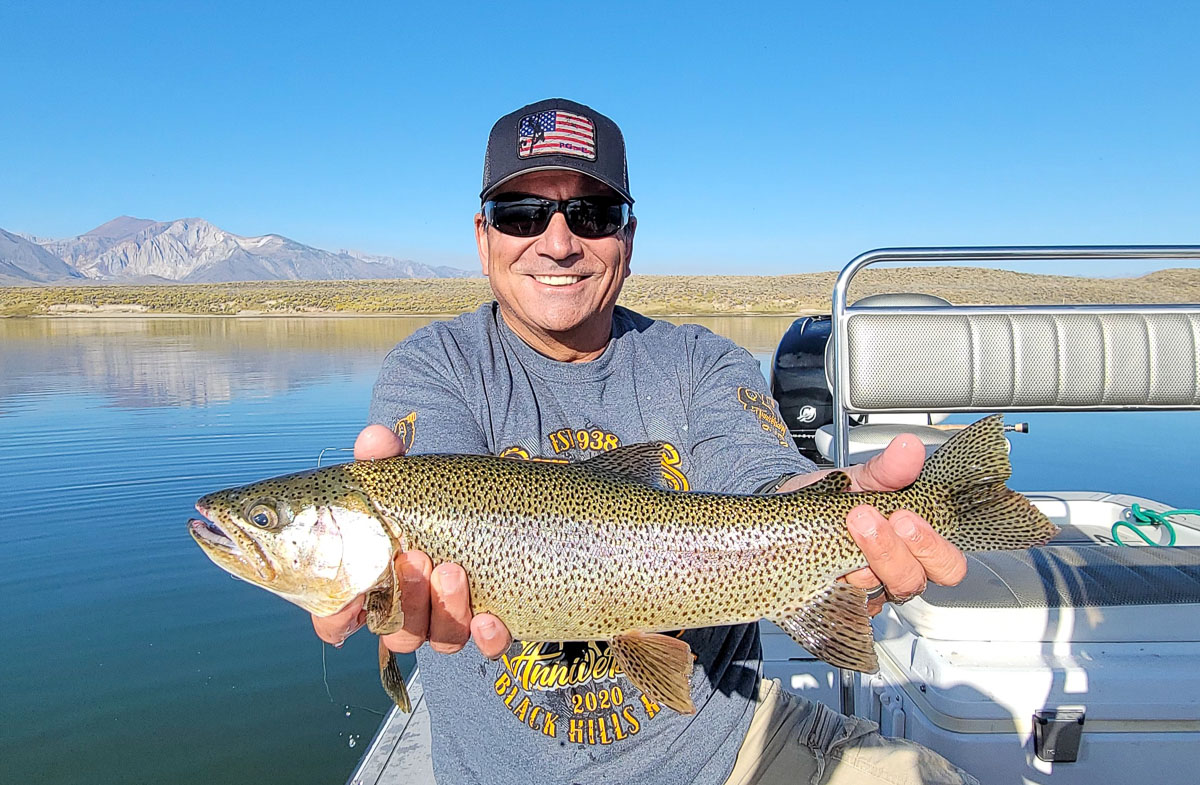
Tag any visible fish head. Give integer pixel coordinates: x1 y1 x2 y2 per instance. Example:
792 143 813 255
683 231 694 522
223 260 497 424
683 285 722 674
188 465 393 617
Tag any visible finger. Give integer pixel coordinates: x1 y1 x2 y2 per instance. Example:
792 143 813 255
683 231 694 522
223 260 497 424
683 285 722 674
849 434 925 492
841 566 881 589
846 505 927 599
891 509 968 586
865 584 887 617
354 425 406 461
381 551 433 654
429 562 472 654
312 597 366 646
471 613 513 659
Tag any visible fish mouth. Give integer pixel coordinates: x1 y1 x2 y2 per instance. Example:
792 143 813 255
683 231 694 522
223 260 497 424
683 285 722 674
189 502 276 582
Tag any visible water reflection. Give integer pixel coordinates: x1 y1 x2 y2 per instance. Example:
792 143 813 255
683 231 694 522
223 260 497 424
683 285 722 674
0 317 435 409
0 314 799 411
680 315 798 355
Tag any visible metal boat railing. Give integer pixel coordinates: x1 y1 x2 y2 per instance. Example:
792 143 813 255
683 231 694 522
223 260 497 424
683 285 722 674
830 246 1200 467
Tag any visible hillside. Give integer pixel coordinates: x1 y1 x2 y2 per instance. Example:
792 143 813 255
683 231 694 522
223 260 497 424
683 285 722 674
4 266 1199 317
0 229 86 285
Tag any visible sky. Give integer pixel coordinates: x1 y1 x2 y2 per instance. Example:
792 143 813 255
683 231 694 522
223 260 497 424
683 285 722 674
1 1 1198 277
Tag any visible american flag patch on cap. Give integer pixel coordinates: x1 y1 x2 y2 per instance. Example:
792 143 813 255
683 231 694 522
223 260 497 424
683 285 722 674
518 110 596 160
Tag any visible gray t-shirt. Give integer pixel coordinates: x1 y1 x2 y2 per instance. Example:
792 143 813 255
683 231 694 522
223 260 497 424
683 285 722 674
368 303 815 785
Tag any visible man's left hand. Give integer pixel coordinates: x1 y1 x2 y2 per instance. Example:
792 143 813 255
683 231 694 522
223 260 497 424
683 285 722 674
778 433 968 615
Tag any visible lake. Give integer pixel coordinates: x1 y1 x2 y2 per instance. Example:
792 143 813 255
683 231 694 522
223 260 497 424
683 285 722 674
3 315 1199 785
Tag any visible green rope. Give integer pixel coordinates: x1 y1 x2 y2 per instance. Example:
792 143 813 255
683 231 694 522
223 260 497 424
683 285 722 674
1111 503 1196 547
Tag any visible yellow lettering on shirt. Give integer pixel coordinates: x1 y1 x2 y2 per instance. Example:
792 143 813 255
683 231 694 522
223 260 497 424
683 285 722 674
737 387 789 446
393 411 417 452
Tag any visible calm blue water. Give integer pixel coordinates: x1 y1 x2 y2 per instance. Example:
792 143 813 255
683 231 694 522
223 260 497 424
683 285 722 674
2 315 1198 785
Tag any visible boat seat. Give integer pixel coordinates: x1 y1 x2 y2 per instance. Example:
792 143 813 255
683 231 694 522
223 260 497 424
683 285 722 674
840 309 1200 412
816 293 955 463
827 248 1200 466
903 545 1200 642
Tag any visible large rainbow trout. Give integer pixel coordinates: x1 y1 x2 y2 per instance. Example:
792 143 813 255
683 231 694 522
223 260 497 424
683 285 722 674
189 414 1057 714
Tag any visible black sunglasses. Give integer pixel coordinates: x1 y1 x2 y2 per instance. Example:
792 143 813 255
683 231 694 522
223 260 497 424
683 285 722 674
483 194 631 239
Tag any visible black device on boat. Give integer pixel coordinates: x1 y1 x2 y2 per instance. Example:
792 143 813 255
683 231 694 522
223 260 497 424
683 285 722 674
770 314 834 464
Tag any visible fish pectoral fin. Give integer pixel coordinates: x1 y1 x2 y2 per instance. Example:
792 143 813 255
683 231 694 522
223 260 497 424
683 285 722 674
788 470 852 495
608 630 696 715
773 583 879 673
378 636 411 712
365 560 404 636
579 443 668 488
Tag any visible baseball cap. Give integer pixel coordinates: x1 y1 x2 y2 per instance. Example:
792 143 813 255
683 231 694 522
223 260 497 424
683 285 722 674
480 98 633 204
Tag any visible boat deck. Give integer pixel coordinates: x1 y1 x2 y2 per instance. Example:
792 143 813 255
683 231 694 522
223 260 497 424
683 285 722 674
347 670 433 785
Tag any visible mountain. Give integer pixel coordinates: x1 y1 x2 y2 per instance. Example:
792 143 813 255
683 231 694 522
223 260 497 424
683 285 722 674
82 216 160 241
11 216 477 283
36 216 165 273
340 249 477 279
0 229 86 285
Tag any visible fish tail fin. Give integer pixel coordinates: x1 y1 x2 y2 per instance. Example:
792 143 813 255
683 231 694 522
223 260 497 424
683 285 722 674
918 414 1059 550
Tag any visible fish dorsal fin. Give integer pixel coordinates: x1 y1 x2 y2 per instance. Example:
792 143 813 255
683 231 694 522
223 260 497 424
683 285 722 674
579 443 667 488
772 583 878 673
608 630 696 715
793 471 852 495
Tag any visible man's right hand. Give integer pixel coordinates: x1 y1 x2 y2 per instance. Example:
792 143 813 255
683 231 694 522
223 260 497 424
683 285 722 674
310 425 514 658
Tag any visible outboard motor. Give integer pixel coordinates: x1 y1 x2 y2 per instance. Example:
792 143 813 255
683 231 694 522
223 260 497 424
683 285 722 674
771 293 958 465
770 314 833 464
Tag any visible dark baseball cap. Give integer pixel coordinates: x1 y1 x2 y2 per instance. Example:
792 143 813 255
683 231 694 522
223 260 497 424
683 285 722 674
481 98 633 204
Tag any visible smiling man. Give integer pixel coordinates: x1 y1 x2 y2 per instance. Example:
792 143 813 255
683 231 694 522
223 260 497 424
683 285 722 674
475 168 632 361
314 98 976 785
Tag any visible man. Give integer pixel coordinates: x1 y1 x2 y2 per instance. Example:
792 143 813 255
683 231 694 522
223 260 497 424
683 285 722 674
314 98 975 784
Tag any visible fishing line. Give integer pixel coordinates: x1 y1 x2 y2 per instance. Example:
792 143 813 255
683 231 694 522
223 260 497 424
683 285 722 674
322 640 334 701
313 448 386 719
320 641 386 717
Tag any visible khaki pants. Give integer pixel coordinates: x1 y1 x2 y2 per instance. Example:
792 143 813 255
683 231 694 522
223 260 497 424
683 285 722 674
724 680 980 785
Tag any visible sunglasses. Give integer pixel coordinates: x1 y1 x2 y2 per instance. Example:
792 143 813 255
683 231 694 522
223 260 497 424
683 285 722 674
483 194 631 239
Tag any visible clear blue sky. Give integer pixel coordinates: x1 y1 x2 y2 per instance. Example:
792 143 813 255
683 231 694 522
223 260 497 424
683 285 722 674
2 1 1198 276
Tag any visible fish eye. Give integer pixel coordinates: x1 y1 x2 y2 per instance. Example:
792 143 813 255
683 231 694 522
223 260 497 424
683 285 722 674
246 503 278 529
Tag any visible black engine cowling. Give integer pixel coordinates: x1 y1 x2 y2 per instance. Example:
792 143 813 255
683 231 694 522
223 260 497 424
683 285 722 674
770 314 833 463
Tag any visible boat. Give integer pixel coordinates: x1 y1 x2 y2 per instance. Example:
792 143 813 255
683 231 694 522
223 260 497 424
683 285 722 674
349 246 1200 785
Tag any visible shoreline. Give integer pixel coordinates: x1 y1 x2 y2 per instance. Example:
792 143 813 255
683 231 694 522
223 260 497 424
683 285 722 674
3 309 817 319
5 268 1199 319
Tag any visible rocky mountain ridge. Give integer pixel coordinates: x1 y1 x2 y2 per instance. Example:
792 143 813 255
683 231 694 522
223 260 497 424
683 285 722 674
0 229 86 285
0 216 476 284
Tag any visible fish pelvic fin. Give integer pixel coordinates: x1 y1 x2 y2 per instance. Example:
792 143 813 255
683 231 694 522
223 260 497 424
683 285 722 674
579 443 668 488
608 630 696 715
365 559 405 636
378 636 411 712
773 583 878 673
919 414 1059 551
